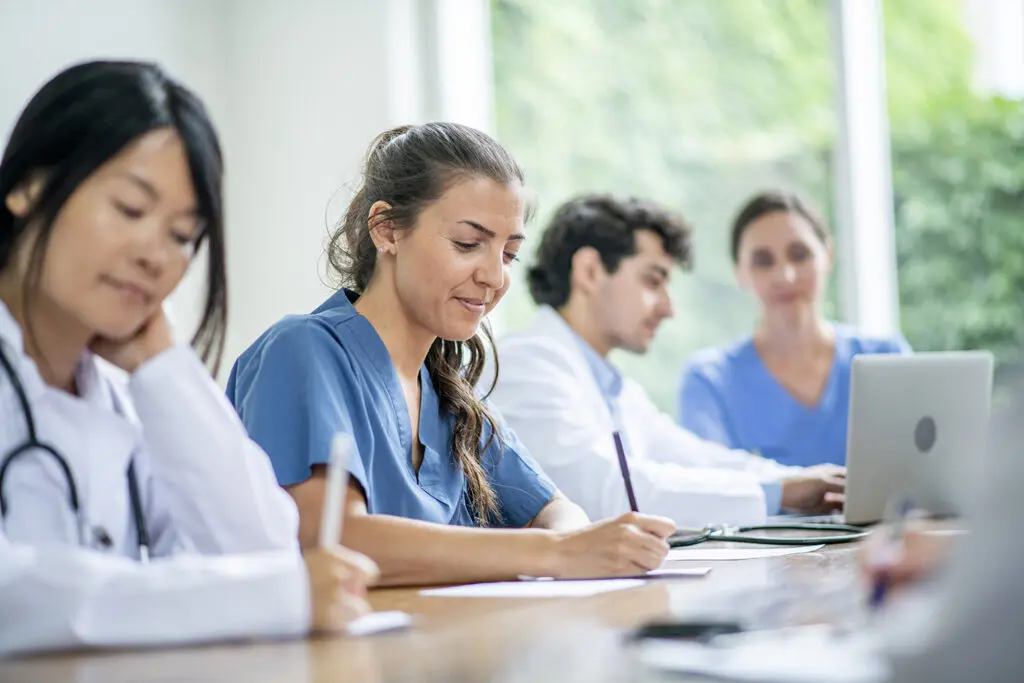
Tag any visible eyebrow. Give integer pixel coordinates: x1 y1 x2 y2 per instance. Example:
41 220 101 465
459 220 525 242
120 172 160 200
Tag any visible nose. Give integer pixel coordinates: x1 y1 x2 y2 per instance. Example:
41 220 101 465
658 288 675 319
777 264 797 284
131 220 173 277
474 247 505 293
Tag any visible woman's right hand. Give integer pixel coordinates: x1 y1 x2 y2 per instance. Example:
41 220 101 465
550 512 675 578
304 546 380 633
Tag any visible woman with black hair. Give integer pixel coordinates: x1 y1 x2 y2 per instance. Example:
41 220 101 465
0 60 376 657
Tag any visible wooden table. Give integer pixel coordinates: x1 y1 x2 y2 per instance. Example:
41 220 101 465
0 541 865 683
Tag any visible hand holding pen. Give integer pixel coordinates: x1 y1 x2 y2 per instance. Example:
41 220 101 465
861 500 961 609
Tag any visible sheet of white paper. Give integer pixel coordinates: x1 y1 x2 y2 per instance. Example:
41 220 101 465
667 544 824 562
346 610 413 637
638 626 888 683
518 567 711 581
420 579 645 598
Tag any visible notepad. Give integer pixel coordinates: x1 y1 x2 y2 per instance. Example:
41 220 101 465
667 545 825 562
420 579 645 598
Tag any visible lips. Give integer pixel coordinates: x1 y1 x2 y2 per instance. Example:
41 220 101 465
103 276 154 306
454 297 489 315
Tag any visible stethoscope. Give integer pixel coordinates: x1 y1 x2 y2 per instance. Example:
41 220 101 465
0 343 151 561
613 431 869 547
668 521 869 547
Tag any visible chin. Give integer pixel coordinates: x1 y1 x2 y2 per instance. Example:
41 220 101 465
88 314 148 342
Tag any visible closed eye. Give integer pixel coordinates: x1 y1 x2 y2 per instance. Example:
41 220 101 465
454 241 479 252
503 251 520 264
114 201 145 220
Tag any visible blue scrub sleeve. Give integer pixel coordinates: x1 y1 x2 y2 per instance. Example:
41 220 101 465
677 366 733 446
228 324 365 488
481 408 557 528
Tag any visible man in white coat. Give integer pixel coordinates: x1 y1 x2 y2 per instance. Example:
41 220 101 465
486 194 844 528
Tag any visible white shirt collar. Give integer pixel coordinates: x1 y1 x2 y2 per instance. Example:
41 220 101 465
0 300 114 410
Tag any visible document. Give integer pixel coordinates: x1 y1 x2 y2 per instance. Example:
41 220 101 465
519 567 711 581
637 625 887 683
667 545 824 562
420 579 646 598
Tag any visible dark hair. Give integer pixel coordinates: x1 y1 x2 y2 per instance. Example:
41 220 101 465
729 190 829 264
326 122 526 525
0 60 227 371
527 194 692 309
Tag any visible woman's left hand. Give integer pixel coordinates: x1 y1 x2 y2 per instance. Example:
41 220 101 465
90 309 175 373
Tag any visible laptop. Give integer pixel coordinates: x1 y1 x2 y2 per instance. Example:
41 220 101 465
841 350 994 525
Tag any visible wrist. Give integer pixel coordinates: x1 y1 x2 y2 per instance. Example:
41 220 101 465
529 530 566 578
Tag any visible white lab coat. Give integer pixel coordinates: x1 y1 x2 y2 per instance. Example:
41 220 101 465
0 304 308 657
486 306 801 528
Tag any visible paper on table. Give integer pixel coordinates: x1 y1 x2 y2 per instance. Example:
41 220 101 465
667 545 824 562
637 625 888 683
420 579 645 598
519 567 711 581
346 610 413 637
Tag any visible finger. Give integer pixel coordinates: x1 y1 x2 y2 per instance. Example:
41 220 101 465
824 491 845 505
625 527 670 569
627 513 676 539
822 476 846 493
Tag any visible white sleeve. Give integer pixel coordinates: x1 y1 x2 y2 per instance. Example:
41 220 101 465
489 341 769 528
0 536 309 658
633 386 802 482
126 345 299 554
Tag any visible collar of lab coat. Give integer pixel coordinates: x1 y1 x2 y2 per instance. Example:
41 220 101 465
520 306 617 423
0 299 136 424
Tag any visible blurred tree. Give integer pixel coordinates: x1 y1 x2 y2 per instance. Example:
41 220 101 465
492 0 994 411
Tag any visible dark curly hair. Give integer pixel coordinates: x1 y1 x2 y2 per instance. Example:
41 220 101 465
527 194 692 308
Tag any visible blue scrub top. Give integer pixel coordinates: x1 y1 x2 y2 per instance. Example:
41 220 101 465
226 289 557 528
677 324 911 467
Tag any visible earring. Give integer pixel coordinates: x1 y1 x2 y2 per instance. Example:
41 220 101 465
377 247 384 254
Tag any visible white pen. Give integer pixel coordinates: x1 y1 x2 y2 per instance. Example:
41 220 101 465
319 433 352 548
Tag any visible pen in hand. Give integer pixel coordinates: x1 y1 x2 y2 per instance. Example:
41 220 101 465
867 497 915 611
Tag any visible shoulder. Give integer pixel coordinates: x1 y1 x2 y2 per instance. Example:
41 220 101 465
681 337 755 386
833 323 911 356
495 328 583 376
227 309 363 403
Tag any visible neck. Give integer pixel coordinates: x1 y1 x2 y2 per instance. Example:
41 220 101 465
0 278 91 393
354 278 435 381
754 309 832 359
557 297 611 358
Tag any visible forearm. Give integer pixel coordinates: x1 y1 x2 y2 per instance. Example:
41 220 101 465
341 514 558 587
527 493 591 532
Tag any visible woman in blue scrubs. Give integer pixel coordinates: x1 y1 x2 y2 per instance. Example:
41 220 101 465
228 123 675 586
677 191 910 467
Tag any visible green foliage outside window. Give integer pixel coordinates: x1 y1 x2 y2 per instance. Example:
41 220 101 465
492 0 1019 410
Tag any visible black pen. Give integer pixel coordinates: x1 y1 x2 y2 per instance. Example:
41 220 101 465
613 431 639 513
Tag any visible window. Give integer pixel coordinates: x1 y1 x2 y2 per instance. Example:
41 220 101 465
492 0 839 411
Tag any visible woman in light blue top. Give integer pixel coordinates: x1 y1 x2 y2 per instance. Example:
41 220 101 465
228 123 675 587
678 191 910 467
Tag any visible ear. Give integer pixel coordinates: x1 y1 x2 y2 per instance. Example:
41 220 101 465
734 262 753 292
367 200 397 255
4 176 42 218
569 247 607 296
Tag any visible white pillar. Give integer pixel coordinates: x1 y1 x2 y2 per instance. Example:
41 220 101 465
830 0 900 336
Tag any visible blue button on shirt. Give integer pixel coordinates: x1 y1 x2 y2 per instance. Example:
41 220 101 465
226 289 557 528
572 333 782 516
